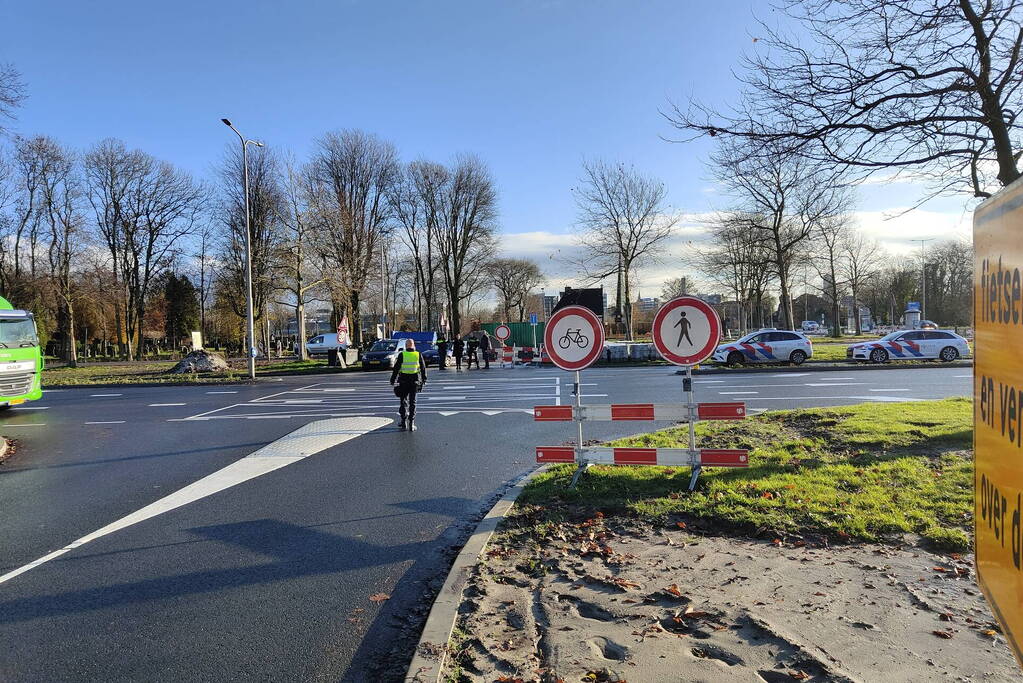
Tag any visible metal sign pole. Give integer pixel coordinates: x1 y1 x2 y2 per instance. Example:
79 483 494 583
569 368 588 488
684 363 701 491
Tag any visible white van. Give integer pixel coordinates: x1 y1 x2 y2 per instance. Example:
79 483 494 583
306 333 347 356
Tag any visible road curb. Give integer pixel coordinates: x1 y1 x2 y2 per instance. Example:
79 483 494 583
0 436 8 463
405 466 548 682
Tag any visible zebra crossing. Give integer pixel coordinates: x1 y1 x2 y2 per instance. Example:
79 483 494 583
180 373 563 421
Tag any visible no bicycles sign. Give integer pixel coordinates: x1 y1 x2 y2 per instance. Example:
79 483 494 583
544 305 605 371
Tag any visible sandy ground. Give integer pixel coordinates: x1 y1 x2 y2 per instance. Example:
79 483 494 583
437 515 1018 682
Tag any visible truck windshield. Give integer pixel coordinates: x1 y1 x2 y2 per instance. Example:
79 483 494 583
0 318 37 347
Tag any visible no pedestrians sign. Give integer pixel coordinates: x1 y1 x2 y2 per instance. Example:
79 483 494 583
651 296 721 366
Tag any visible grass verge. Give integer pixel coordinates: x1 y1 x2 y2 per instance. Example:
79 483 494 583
520 397 973 552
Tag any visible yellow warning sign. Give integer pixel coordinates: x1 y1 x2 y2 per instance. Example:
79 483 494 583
974 178 1023 668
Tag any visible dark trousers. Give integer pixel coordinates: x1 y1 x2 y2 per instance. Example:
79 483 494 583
467 350 479 368
454 354 462 369
482 348 490 368
396 379 418 423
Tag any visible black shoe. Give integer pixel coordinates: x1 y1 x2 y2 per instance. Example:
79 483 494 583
409 421 417 431
399 419 407 431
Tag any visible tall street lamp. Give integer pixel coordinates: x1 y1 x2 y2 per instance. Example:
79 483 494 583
222 118 263 380
914 238 934 320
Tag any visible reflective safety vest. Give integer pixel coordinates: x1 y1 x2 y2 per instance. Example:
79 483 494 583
399 350 420 374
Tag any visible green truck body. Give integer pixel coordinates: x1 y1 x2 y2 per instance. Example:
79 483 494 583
0 296 43 407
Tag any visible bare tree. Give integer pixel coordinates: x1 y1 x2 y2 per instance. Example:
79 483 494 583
667 0 1023 198
711 139 852 330
488 257 544 322
389 160 446 330
434 155 498 335
218 143 283 354
660 276 691 300
925 239 973 325
191 220 218 344
573 160 677 340
693 218 774 333
308 130 398 345
841 232 885 333
276 157 323 359
38 140 83 365
809 216 853 336
87 140 204 359
0 64 26 137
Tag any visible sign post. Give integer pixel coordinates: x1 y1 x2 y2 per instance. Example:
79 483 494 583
530 312 538 350
543 305 606 486
974 181 1023 670
652 296 723 490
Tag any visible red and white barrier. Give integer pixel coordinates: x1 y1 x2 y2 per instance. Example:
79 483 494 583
536 446 749 467
533 402 746 422
500 346 516 368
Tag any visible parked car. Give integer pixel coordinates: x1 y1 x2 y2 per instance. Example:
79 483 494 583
846 330 971 363
305 333 346 356
419 342 451 366
711 329 814 366
361 339 403 370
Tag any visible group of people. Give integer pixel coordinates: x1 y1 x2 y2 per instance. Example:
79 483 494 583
388 331 495 432
435 332 492 370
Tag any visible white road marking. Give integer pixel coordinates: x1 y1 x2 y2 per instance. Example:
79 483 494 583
720 391 759 395
85 421 125 424
481 410 502 416
954 374 972 378
4 423 45 427
695 380 725 383
13 406 48 410
0 417 389 586
848 395 922 402
442 386 475 390
206 391 238 394
814 377 854 381
869 388 909 392
90 393 122 397
773 373 808 377
804 382 865 387
425 395 465 400
149 403 186 407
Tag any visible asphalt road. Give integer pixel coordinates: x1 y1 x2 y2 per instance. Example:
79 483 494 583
0 365 972 681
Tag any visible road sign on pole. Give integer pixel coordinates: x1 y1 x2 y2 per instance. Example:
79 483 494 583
529 313 538 325
651 296 722 366
543 305 605 371
494 324 511 344
973 180 1023 670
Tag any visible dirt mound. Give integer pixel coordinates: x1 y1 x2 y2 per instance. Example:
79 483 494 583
167 350 230 374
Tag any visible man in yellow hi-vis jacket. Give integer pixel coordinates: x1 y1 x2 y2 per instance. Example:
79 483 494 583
389 338 428 431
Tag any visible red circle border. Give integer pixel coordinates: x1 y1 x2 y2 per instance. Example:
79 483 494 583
543 305 605 371
651 297 722 366
495 324 511 341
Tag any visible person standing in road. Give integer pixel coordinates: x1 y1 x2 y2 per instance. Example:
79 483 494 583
453 335 465 370
436 335 448 369
390 338 427 431
466 335 480 369
479 331 492 369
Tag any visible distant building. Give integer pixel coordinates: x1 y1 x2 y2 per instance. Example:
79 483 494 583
635 297 660 312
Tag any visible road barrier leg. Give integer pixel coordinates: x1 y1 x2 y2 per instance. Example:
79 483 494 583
568 369 587 489
684 364 702 491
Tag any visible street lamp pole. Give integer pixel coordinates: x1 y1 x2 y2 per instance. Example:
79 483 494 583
222 118 263 380
914 238 934 319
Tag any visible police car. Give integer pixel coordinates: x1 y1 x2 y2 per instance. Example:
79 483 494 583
846 329 971 363
711 329 814 366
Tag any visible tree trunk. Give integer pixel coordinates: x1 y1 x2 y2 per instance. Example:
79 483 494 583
852 285 862 335
349 290 362 346
623 269 634 341
65 300 78 368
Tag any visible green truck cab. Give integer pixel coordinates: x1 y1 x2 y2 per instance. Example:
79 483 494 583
0 296 42 408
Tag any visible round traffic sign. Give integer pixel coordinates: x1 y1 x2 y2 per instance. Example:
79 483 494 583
543 305 605 371
652 296 721 366
494 324 511 342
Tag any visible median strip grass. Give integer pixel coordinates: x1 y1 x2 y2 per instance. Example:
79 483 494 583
42 358 364 386
520 397 973 551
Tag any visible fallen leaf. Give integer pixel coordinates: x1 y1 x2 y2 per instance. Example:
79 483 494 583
932 629 954 639
676 522 687 529
939 613 953 622
983 629 998 636
369 593 390 603
788 672 809 681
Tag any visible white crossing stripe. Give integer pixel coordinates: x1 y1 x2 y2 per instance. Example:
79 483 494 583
149 403 187 407
85 421 125 424
0 417 389 586
90 393 122 397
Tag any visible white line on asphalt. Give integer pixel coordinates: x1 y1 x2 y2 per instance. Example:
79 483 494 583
0 417 390 587
695 380 725 383
90 393 122 397
869 388 909 392
773 373 808 377
425 395 465 400
848 395 923 402
438 411 458 416
720 391 759 394
206 391 238 394
442 386 475 390
954 374 972 378
13 406 48 410
85 421 125 424
814 377 854 381
149 403 186 407
556 377 561 406
804 382 865 387
4 423 45 427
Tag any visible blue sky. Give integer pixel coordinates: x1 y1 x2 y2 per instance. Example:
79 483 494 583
4 0 971 290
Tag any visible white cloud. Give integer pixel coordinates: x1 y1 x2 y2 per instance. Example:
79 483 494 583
853 208 971 254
